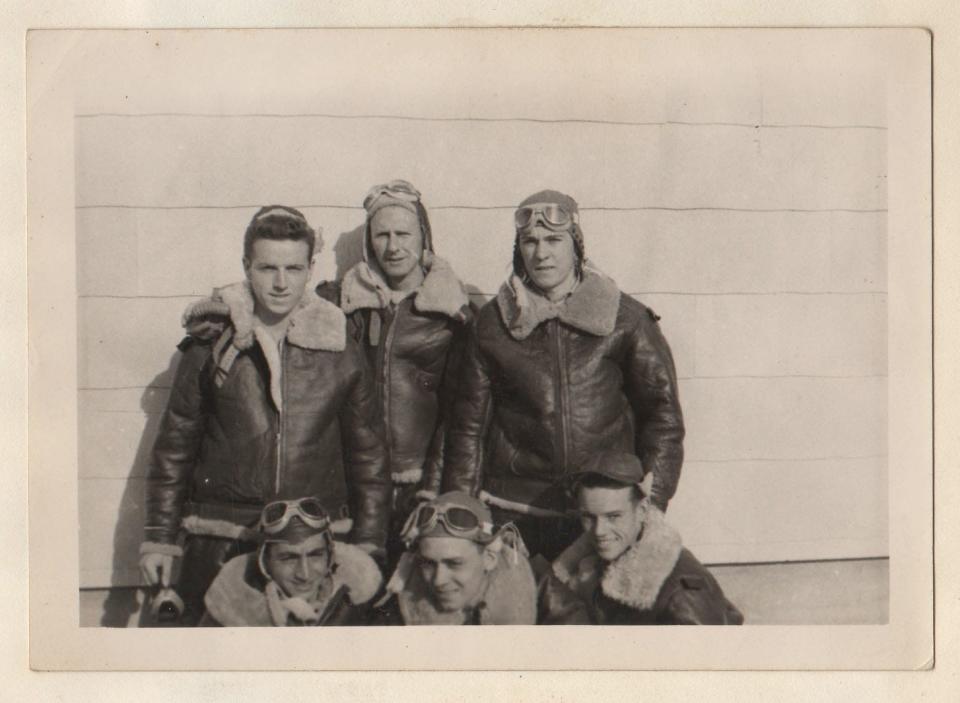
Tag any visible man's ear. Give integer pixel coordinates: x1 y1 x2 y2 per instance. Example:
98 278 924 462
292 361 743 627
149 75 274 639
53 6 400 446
482 545 499 572
242 257 251 275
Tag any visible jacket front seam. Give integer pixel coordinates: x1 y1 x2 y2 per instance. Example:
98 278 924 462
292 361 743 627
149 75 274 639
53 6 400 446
275 337 286 495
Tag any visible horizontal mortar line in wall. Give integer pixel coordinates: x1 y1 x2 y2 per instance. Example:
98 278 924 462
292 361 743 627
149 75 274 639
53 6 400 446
687 453 887 464
78 373 886 393
678 373 888 380
625 290 887 296
79 293 203 300
74 112 888 131
80 385 173 391
75 203 889 214
466 290 887 298
706 555 889 568
80 290 887 300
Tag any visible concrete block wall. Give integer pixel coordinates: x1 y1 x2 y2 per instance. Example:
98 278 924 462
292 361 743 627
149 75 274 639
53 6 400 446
74 29 889 589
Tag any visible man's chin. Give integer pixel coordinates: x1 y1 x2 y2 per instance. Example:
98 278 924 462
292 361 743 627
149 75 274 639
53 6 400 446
434 595 463 612
596 544 625 562
285 584 320 599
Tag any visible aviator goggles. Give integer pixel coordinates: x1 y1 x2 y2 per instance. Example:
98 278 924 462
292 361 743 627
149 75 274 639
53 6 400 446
362 180 422 211
514 203 579 232
401 501 495 545
259 497 331 536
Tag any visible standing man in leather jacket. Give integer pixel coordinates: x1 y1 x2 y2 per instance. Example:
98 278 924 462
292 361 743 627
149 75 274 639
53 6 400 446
442 190 685 561
548 451 743 625
316 180 473 564
139 206 391 625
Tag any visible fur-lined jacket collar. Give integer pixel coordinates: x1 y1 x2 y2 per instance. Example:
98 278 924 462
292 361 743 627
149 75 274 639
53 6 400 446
205 280 346 353
496 265 621 341
555 506 684 611
203 542 382 627
339 252 470 320
394 549 538 625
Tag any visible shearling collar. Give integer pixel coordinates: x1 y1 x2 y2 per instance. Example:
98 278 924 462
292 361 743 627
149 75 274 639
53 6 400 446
215 280 346 353
203 542 383 627
561 506 683 611
495 265 621 341
395 549 538 625
339 252 469 320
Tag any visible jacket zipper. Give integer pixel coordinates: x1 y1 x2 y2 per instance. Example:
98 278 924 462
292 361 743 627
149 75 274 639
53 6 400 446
275 337 286 494
552 320 570 473
378 304 400 468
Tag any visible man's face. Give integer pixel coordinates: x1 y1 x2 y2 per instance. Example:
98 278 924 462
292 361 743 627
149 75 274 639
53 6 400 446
369 205 424 288
577 485 645 562
244 238 313 323
264 533 332 599
417 536 494 613
517 225 577 295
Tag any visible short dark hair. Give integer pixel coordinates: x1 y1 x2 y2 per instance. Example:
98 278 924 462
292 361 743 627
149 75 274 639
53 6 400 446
243 205 317 261
571 472 645 504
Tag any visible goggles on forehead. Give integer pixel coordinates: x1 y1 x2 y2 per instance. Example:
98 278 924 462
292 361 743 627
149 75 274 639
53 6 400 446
363 180 422 211
514 204 579 232
259 497 331 536
400 501 495 545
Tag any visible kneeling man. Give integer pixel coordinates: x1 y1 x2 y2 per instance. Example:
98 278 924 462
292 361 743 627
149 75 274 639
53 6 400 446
373 492 585 624
200 498 382 626
553 451 744 625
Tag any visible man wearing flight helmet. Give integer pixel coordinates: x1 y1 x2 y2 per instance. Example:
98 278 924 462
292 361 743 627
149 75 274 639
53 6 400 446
442 190 685 561
200 497 382 626
371 491 588 625
142 206 390 625
315 180 474 564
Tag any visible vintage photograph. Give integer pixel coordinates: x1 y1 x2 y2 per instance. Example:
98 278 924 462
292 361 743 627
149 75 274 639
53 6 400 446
23 25 934 671
72 28 895 631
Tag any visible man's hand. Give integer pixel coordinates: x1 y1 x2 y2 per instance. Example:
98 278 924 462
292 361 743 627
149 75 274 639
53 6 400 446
139 552 174 587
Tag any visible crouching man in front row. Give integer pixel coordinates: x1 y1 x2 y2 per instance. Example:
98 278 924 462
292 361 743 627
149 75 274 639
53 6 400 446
200 498 382 626
551 451 744 625
372 492 588 625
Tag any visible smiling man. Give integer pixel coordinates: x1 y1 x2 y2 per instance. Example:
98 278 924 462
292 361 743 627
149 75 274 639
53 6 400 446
200 498 382 626
139 206 390 625
372 491 573 625
442 190 686 561
550 451 743 625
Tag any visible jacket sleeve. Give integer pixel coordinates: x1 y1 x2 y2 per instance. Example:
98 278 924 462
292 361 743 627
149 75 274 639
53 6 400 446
420 302 476 498
658 569 745 626
339 335 392 550
144 338 212 545
623 307 686 511
440 316 492 496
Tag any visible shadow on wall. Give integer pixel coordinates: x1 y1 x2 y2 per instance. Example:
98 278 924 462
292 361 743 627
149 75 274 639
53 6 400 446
99 354 180 627
332 224 366 281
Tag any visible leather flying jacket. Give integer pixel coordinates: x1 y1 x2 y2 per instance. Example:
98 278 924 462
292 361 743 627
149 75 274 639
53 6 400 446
550 505 744 625
317 253 473 494
442 267 685 513
145 283 391 549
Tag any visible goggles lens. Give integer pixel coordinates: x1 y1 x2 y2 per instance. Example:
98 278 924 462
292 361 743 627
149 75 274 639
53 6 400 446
261 498 330 534
363 180 422 210
514 204 575 230
410 503 490 540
